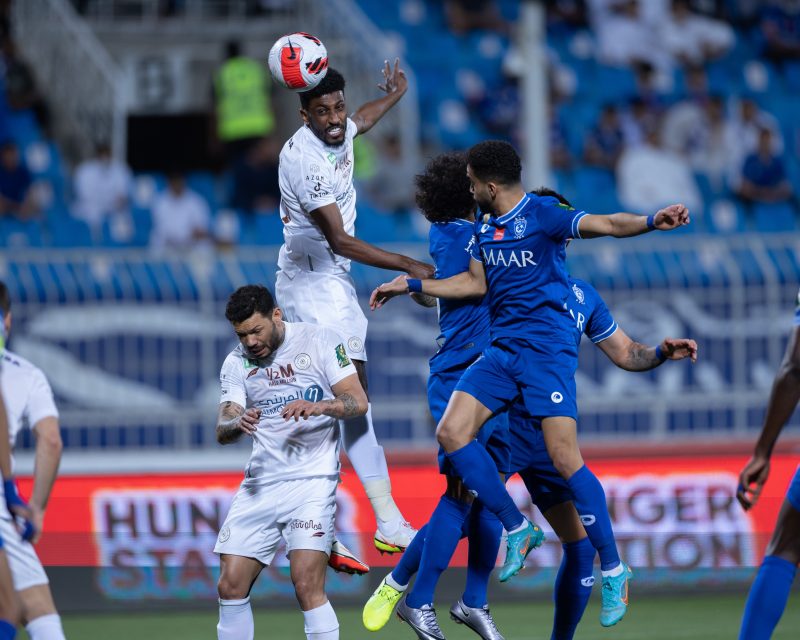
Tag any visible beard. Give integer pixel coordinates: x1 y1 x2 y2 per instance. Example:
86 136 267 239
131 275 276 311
310 119 347 147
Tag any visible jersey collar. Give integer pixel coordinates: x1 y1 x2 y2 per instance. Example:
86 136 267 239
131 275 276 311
495 193 530 225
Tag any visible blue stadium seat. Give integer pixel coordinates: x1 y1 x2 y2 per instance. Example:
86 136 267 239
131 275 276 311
5 109 42 147
753 201 798 233
47 206 93 247
187 171 219 212
0 218 43 248
706 199 748 234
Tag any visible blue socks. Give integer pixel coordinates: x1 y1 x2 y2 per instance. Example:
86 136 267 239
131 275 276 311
446 441 524 532
739 555 797 640
0 620 15 640
552 537 595 640
566 465 620 571
463 501 503 608
406 495 471 608
392 523 427 587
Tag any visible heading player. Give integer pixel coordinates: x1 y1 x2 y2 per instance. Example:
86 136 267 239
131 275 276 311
736 290 800 640
0 282 66 640
276 62 431 554
214 285 368 640
371 140 689 626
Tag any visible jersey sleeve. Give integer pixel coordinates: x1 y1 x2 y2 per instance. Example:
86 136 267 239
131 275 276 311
537 196 588 242
319 329 358 388
585 290 618 344
24 368 59 428
219 354 247 408
296 149 337 213
467 234 481 262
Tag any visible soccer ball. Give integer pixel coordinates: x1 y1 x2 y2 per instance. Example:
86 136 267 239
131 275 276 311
268 32 328 92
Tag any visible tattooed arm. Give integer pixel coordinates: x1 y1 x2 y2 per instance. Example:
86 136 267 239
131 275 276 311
282 373 368 422
596 327 697 372
216 401 261 444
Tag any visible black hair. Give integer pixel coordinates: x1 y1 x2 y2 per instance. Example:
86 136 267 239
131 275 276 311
300 68 345 109
415 152 474 223
530 187 572 208
0 281 9 316
466 140 521 186
225 41 241 59
225 285 275 324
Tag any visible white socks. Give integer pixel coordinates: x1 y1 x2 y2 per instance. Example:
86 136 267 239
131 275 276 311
25 614 66 640
601 563 624 578
303 601 339 639
217 597 254 640
386 573 408 591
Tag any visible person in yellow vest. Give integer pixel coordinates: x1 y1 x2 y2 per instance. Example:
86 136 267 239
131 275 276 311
214 41 275 163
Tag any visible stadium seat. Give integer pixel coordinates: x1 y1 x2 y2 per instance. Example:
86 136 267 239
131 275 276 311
706 199 748 234
0 218 44 248
753 201 799 233
187 171 219 212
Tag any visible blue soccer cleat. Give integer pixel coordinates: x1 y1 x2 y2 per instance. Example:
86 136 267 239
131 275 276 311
600 562 632 627
498 519 545 582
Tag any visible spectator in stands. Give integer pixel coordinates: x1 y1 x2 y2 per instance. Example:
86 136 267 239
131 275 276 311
445 0 509 35
230 135 280 215
737 128 793 204
0 37 50 135
149 171 212 251
594 0 671 73
620 96 661 148
693 96 734 193
726 97 784 188
760 0 800 59
363 134 416 215
661 67 711 159
213 40 275 164
659 0 735 66
583 104 625 169
73 142 133 238
0 140 38 220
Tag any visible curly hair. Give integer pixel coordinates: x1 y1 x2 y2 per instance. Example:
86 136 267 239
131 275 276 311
414 152 475 223
300 68 345 109
466 140 522 186
225 285 275 324
530 187 573 208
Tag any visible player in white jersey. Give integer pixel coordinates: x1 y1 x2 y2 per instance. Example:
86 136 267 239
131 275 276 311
214 285 368 640
276 62 431 554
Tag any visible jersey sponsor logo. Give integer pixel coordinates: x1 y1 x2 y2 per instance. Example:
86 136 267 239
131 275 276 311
258 363 296 386
258 389 303 415
581 576 596 587
347 337 364 353
289 518 323 532
310 163 320 172
335 344 351 368
572 283 585 304
569 308 586 333
247 368 259 379
481 247 537 268
304 385 324 402
551 391 563 403
493 227 505 240
580 514 596 526
294 353 311 370
218 526 230 543
480 224 491 233
466 236 477 255
513 215 527 239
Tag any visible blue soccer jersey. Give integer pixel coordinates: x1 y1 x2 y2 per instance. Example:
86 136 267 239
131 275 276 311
795 288 800 325
567 278 618 347
429 219 492 374
469 192 587 345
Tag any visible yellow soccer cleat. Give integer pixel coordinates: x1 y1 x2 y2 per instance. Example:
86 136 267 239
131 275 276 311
362 574 404 631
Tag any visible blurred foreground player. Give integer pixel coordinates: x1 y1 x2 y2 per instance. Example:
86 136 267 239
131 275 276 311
737 294 800 640
0 282 65 639
214 285 368 640
276 62 431 554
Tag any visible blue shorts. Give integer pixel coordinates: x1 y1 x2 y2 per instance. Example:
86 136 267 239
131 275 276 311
508 406 573 514
454 337 578 420
788 467 800 512
429 365 511 475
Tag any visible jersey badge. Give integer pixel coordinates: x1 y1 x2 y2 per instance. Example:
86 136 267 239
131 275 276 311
480 223 490 233
572 283 585 304
335 344 351 368
348 337 364 353
326 152 336 164
493 227 505 240
244 358 259 370
513 215 527 239
294 353 311 370
556 202 575 211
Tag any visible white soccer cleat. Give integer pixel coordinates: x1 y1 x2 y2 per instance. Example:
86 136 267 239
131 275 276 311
328 539 370 575
374 519 417 554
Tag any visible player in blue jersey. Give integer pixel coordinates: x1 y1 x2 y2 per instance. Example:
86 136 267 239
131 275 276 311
736 290 800 640
371 140 690 627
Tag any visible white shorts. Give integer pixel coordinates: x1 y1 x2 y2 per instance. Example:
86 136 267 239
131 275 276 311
214 476 337 566
0 517 48 591
276 269 368 361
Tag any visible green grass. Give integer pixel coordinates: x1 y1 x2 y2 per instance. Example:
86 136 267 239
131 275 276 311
46 592 798 639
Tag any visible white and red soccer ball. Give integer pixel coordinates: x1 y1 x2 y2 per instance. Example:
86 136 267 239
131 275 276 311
268 32 328 92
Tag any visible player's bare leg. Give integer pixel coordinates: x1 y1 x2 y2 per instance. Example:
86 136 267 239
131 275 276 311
290 549 339 639
541 417 629 627
18 584 65 640
217 554 263 640
0 550 19 638
341 360 416 554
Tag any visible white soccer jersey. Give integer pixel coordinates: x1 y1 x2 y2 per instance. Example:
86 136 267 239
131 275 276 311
277 118 358 275
219 321 357 484
0 350 59 502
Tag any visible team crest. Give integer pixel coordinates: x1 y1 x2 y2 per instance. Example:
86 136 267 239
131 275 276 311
513 215 527 239
244 358 259 370
572 283 585 304
326 152 336 164
335 344 351 368
347 337 364 353
218 526 231 543
294 353 311 370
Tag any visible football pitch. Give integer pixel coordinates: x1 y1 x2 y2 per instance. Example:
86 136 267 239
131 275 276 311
46 592 797 639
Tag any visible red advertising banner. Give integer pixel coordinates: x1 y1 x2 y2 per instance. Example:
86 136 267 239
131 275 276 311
15 454 798 600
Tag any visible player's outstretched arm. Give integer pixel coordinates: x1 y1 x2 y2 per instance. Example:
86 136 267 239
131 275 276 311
370 258 486 310
577 204 690 239
351 58 408 136
738 325 800 510
596 327 697 372
311 204 433 278
282 373 368 421
216 401 260 444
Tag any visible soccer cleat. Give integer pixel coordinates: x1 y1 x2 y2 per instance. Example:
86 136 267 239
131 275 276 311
396 597 445 640
328 539 370 575
600 562 632 627
449 599 505 640
363 574 405 631
498 519 545 582
374 519 417 554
